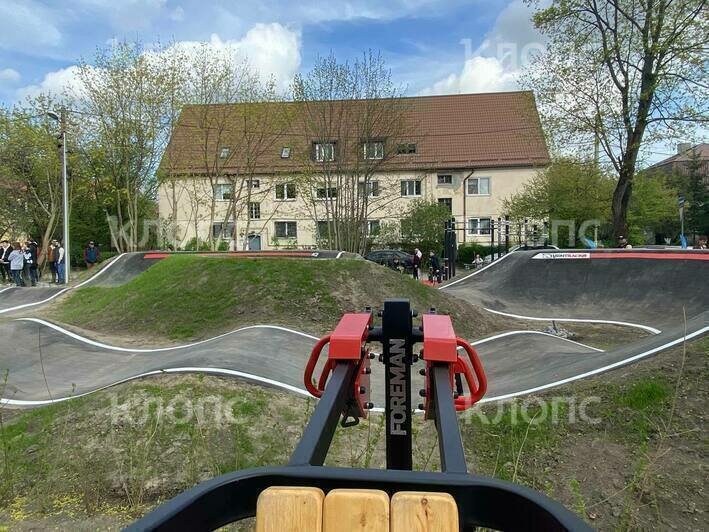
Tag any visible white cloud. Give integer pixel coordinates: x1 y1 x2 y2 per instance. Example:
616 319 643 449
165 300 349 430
169 23 301 91
15 23 301 101
420 0 544 95
420 56 518 95
0 68 21 84
0 1 61 50
15 65 83 101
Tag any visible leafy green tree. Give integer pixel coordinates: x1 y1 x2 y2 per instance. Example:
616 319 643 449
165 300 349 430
0 98 75 263
503 158 615 243
526 0 707 239
400 200 450 254
685 150 709 237
627 173 678 244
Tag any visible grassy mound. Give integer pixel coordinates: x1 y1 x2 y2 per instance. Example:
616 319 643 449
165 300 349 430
47 255 501 341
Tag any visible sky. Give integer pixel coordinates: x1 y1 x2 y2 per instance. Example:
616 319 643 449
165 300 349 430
0 0 694 162
0 0 542 102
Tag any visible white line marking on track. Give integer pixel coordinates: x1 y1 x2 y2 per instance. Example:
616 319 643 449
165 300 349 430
15 317 319 352
482 308 662 335
439 251 514 288
470 330 605 352
3 326 706 407
1 367 311 406
0 253 127 315
477 325 709 403
0 286 15 294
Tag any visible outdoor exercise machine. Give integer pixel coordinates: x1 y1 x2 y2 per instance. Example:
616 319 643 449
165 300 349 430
128 299 590 531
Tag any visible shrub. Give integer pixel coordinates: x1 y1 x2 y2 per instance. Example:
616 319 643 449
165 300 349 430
457 243 506 264
184 237 211 251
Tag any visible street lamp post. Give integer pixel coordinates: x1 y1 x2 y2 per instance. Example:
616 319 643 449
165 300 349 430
47 110 70 283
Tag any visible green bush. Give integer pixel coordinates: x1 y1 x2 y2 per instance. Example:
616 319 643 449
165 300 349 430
457 243 506 264
217 240 230 252
184 237 211 251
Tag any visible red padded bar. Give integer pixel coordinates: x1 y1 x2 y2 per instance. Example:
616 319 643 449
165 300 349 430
328 313 372 360
422 314 457 362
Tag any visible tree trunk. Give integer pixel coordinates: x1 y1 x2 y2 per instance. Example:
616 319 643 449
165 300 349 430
611 167 633 239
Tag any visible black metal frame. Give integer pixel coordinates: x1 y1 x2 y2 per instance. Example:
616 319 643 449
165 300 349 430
128 299 592 531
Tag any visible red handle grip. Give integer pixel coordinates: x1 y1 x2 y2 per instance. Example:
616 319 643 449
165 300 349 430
454 337 487 410
304 335 331 398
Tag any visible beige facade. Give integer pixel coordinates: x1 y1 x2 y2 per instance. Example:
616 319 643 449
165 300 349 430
158 165 539 251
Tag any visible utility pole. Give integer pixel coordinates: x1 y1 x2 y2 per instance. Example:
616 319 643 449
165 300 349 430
48 109 70 283
61 109 70 283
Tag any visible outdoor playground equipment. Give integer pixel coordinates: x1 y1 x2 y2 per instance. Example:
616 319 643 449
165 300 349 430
128 299 590 531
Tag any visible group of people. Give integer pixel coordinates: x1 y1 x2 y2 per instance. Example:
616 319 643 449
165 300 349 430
0 239 67 287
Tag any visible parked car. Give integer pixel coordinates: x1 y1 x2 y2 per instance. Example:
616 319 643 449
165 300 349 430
365 249 414 271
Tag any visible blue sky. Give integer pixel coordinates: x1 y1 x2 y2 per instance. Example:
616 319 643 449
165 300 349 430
0 0 538 104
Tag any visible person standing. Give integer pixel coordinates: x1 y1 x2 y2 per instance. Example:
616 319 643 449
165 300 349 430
47 241 57 283
0 241 10 283
29 239 40 285
8 243 24 287
474 253 484 269
55 241 66 284
412 248 422 280
429 251 441 284
24 240 38 286
0 240 12 283
84 241 100 269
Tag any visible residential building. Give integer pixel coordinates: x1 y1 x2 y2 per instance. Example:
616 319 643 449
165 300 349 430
158 91 550 251
646 143 709 183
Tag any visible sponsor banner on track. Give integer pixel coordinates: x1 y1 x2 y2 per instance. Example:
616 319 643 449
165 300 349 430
532 252 591 260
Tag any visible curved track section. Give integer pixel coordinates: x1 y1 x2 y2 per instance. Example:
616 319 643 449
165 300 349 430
7 317 696 408
1 249 706 408
442 249 709 332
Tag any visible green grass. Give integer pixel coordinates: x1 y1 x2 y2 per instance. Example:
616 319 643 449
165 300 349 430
1 335 706 529
49 255 498 341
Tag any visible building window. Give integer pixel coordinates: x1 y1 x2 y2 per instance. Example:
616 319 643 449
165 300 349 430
281 146 291 158
367 220 381 236
214 183 233 200
275 183 296 200
212 222 235 238
314 142 335 162
467 177 490 195
401 179 422 197
467 217 491 235
249 202 261 220
358 180 380 197
438 198 452 213
316 186 338 199
219 147 230 159
317 221 332 237
396 143 417 154
247 179 260 189
437 174 453 185
363 141 384 160
275 221 297 238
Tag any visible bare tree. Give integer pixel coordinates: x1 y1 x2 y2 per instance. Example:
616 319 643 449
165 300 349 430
292 51 416 255
168 45 291 250
0 97 66 263
77 41 185 252
525 0 708 237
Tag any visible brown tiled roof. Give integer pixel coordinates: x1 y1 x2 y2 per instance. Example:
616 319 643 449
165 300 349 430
648 143 709 168
163 91 550 175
